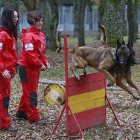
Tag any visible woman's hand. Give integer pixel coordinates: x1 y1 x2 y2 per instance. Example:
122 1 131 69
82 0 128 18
40 65 46 71
46 63 50 69
2 69 11 78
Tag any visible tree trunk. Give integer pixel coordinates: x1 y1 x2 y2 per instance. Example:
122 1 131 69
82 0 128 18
39 0 50 44
133 0 138 41
127 0 138 42
88 0 93 30
21 0 33 11
98 0 106 26
48 0 59 51
78 0 87 46
127 0 135 42
73 0 80 37
134 0 139 41
103 0 125 47
33 0 36 10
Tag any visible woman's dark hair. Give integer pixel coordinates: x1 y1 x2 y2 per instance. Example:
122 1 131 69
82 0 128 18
27 11 44 25
0 7 19 40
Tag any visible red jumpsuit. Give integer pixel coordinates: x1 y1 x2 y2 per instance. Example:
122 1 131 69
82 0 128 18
17 27 48 123
0 28 17 129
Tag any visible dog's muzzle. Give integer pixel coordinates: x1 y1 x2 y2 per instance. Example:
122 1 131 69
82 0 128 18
119 61 126 66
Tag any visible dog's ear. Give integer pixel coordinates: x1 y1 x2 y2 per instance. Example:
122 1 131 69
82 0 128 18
127 40 133 48
111 48 116 59
117 40 121 48
122 40 125 45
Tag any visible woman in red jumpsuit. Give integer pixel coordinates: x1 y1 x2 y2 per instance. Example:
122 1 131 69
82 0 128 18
16 11 50 124
0 7 19 132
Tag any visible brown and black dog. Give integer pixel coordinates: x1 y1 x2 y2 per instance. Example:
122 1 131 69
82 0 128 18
56 25 140 100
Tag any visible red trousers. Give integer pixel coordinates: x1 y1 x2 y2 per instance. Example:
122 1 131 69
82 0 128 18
0 75 11 129
17 65 40 123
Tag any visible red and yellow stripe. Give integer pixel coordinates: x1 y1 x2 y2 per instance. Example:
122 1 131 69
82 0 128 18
67 72 106 134
68 89 105 114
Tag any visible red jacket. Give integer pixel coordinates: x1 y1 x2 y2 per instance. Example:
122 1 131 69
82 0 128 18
0 28 17 74
18 27 48 69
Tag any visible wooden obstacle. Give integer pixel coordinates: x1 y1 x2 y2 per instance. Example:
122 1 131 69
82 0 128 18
47 36 121 139
67 72 106 134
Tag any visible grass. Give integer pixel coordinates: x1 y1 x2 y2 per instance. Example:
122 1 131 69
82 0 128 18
40 65 140 83
66 36 99 42
131 106 140 114
40 66 98 81
40 67 65 80
63 35 140 43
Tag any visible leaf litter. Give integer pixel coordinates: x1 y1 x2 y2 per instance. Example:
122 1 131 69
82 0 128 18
1 41 140 140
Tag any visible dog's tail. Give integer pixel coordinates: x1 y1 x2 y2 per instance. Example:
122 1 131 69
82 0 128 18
56 47 75 54
99 24 108 48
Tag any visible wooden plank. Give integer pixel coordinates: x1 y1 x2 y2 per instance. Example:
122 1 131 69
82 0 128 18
69 97 105 114
68 72 106 87
68 106 106 134
68 80 105 96
68 89 105 105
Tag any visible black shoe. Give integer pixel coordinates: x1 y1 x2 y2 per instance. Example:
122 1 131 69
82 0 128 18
6 126 18 132
16 111 28 120
32 120 47 125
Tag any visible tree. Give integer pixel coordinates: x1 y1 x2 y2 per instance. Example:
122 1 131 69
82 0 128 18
47 0 59 51
88 0 93 30
21 0 33 11
73 0 87 46
98 0 106 26
39 0 50 45
103 0 125 47
73 0 80 37
127 0 138 42
2 0 18 8
133 0 138 41
77 0 87 46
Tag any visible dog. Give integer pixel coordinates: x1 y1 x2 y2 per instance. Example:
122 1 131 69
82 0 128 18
108 40 140 100
56 25 140 100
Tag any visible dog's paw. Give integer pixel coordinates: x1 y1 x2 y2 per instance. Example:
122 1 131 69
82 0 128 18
76 76 80 81
83 70 87 77
107 82 114 87
107 79 115 87
107 83 112 87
